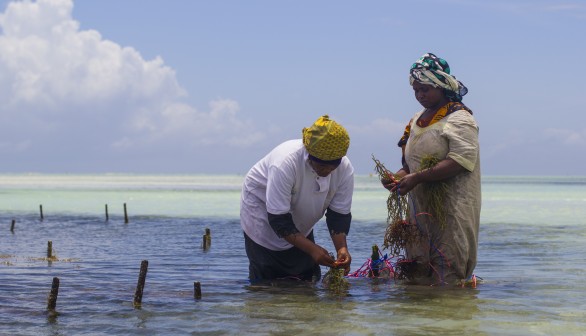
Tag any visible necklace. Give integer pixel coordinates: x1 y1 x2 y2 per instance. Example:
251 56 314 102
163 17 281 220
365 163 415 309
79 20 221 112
417 109 434 126
418 105 449 127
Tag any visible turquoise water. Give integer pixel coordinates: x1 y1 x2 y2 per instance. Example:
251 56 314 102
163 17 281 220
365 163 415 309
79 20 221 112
1 174 585 335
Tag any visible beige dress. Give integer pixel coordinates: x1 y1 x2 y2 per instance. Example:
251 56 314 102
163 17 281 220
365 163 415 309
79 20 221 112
403 109 481 285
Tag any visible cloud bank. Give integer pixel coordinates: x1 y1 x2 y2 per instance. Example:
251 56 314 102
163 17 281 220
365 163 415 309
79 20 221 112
0 0 263 171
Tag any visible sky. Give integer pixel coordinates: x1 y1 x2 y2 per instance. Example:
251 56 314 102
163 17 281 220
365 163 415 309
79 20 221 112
0 0 585 176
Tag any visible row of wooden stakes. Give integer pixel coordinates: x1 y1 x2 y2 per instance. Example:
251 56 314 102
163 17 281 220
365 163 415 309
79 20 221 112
8 203 131 230
7 208 213 313
44 227 211 313
46 259 205 314
8 203 139 234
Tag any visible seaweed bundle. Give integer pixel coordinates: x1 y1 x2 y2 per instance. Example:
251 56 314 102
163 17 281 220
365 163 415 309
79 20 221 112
372 155 408 224
383 218 423 256
322 267 349 294
371 155 422 255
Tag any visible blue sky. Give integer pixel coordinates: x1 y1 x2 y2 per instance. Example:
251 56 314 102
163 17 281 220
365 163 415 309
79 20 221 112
0 0 585 175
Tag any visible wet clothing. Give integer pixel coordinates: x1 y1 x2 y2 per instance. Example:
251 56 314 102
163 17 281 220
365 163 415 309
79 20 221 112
240 139 354 281
244 231 321 281
402 108 481 284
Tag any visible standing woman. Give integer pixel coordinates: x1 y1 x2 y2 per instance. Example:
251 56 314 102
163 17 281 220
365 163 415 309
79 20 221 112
384 53 481 285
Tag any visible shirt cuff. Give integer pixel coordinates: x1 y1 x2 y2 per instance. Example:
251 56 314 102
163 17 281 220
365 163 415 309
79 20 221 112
325 208 351 235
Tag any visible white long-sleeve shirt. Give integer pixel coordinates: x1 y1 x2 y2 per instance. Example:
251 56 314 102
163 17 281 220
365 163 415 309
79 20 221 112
240 139 354 251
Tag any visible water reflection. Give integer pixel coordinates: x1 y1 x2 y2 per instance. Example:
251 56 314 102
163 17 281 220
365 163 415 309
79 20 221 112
390 285 484 336
242 280 361 335
134 309 152 329
46 309 59 324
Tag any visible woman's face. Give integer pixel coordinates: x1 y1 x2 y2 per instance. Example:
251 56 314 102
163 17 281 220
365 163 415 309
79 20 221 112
309 159 340 177
412 81 446 109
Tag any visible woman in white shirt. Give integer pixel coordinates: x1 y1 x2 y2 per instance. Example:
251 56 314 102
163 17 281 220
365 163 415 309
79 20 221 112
240 115 355 283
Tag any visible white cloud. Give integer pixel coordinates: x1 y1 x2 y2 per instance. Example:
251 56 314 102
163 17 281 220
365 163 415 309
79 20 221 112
348 117 406 136
0 140 30 152
544 128 586 146
440 0 586 18
0 0 262 163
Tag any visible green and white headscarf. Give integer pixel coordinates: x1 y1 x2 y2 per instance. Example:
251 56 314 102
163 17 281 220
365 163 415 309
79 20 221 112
409 53 468 102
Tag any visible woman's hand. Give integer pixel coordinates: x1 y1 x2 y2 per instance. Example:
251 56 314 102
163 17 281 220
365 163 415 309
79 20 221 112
381 169 408 192
309 244 337 268
393 172 421 195
284 233 336 267
334 247 351 275
380 176 397 191
393 158 466 195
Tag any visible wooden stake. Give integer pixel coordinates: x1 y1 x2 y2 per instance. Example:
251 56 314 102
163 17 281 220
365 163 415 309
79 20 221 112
124 203 129 224
194 281 202 299
205 228 211 246
133 260 148 307
10 219 15 232
202 234 208 250
47 241 53 258
203 228 211 248
40 205 44 221
105 204 109 221
47 277 60 310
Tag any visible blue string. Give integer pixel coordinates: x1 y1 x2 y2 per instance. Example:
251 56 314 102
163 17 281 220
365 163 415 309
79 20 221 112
371 257 384 272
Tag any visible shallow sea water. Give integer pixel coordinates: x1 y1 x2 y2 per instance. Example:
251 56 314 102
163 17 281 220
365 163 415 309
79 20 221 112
1 174 585 335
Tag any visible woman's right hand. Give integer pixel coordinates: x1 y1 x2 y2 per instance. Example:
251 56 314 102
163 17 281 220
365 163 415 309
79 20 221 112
380 176 397 191
393 173 420 195
309 244 337 267
284 233 337 267
381 169 410 193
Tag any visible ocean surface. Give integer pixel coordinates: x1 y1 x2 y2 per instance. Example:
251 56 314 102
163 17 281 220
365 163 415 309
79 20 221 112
1 174 585 335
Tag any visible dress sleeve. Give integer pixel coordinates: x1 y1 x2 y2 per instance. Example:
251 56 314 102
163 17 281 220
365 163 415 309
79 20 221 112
443 111 479 172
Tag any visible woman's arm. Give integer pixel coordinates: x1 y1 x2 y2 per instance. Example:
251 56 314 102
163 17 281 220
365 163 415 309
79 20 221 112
393 157 465 195
283 233 336 267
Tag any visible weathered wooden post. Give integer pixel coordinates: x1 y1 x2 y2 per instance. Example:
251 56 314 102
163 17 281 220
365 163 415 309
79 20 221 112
47 277 60 310
40 205 44 221
205 228 211 246
105 204 109 221
10 219 15 233
194 281 202 299
133 260 148 307
47 241 53 259
202 234 208 250
124 203 129 224
202 228 211 250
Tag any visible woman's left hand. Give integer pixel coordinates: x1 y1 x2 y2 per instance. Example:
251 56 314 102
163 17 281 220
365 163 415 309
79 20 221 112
394 158 466 195
334 247 352 275
393 173 421 195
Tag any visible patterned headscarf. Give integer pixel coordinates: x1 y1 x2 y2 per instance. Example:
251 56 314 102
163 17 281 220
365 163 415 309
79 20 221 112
302 115 350 162
409 53 468 102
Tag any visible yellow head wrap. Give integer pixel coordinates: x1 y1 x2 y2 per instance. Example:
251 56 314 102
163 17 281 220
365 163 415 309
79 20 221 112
302 115 350 161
